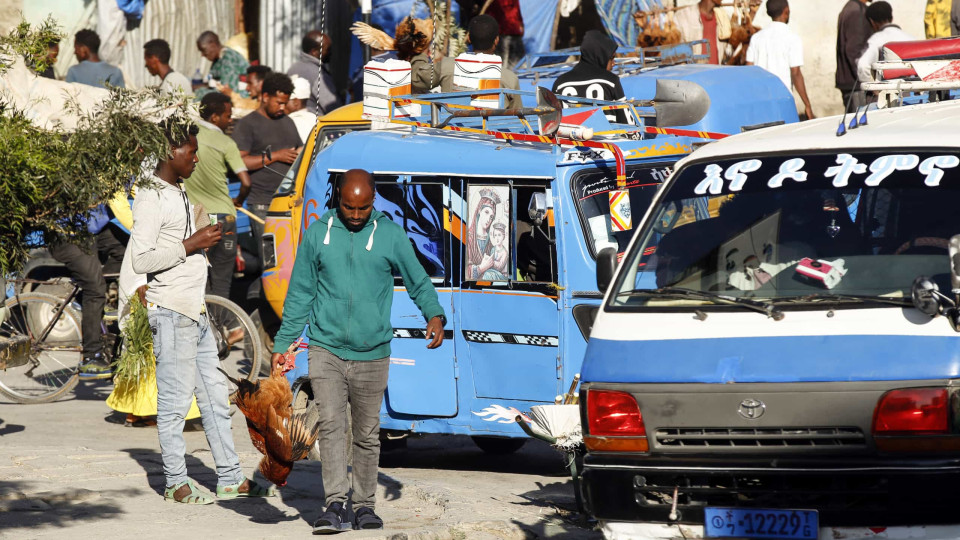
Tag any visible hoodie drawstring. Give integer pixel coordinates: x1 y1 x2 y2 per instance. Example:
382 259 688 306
366 219 378 251
323 216 333 245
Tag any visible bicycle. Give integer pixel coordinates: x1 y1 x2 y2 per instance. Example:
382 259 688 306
0 277 263 404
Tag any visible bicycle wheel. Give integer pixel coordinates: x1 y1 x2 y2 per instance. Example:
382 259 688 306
204 295 263 385
0 293 81 403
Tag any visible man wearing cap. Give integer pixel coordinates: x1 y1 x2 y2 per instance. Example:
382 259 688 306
287 75 318 143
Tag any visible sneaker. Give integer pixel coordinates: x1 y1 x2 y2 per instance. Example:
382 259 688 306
312 502 352 535
79 354 112 380
353 506 384 530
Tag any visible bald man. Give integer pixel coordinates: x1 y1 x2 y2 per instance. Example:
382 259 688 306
271 170 445 533
287 30 341 114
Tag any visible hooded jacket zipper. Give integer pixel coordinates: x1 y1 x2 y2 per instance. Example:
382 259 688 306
346 228 355 345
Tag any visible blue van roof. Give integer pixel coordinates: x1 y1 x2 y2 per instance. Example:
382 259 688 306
519 63 799 135
317 127 700 178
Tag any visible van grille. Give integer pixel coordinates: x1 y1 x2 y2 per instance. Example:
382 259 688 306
655 427 865 448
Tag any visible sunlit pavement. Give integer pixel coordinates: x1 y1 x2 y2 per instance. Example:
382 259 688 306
0 381 598 539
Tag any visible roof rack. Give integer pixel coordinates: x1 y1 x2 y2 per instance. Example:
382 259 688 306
515 40 709 84
862 59 960 108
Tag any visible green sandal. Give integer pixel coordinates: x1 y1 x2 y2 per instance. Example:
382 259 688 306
164 479 215 505
217 478 277 499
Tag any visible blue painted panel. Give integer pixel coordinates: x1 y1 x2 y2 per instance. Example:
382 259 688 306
460 290 560 402
386 289 458 416
582 335 960 384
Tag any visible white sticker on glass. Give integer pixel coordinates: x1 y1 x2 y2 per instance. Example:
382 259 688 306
919 155 960 187
694 163 725 195
723 159 762 191
865 154 920 186
825 153 868 187
767 158 807 188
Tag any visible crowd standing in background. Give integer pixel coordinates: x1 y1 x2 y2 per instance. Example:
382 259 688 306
30 0 960 356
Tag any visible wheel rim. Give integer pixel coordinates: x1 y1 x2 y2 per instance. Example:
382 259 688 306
0 296 81 401
205 300 259 383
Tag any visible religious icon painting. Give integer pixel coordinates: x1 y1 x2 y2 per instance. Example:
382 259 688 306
465 185 511 282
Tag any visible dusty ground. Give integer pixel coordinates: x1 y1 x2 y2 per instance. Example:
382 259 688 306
0 381 600 539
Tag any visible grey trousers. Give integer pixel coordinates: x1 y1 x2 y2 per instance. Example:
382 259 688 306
309 345 389 509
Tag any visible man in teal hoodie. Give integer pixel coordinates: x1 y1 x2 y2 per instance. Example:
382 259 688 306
271 169 445 533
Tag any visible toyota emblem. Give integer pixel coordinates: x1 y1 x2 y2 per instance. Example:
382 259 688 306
738 399 765 419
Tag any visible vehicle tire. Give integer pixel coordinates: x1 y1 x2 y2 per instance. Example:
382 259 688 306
205 295 263 415
0 293 81 403
471 436 527 454
248 309 274 377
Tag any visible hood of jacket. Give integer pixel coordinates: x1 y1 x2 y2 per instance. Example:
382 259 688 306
319 207 385 251
579 30 617 69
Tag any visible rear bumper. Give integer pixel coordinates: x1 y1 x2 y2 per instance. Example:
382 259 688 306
582 455 960 527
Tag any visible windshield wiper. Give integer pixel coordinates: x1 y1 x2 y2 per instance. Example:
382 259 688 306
773 293 911 307
622 287 784 320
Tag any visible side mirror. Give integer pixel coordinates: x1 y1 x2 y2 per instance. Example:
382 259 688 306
596 248 618 293
528 192 547 225
912 276 946 317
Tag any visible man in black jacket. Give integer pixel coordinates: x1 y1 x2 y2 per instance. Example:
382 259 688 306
836 0 873 112
552 30 627 124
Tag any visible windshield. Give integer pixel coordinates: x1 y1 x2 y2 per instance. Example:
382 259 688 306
574 164 671 257
610 151 960 308
275 153 304 196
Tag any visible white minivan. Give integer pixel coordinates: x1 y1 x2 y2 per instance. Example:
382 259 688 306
580 99 960 540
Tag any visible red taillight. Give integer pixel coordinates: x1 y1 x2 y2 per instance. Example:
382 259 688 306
873 388 949 435
587 389 646 435
585 390 648 452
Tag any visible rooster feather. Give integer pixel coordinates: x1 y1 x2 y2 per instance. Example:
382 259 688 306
219 363 319 487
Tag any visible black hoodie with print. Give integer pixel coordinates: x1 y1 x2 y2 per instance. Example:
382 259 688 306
552 30 626 122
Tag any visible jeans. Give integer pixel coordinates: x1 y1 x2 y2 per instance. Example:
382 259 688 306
150 307 244 488
96 224 128 276
206 214 237 298
48 240 106 358
309 345 389 509
247 204 270 300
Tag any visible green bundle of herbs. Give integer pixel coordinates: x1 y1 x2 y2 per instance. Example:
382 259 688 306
113 294 154 384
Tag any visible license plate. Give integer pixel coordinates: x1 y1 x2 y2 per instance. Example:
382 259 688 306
704 507 818 539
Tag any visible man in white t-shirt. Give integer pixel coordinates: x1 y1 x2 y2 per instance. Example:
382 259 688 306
746 0 816 119
286 75 318 143
857 2 914 83
144 39 192 95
